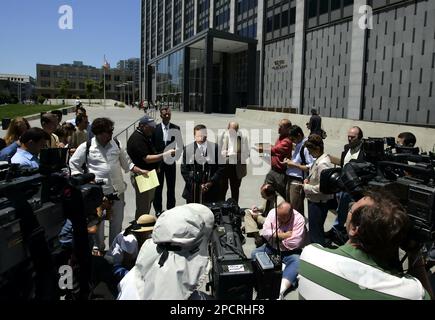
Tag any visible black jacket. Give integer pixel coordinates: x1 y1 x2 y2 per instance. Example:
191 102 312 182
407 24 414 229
153 122 183 163
340 143 365 168
181 141 225 203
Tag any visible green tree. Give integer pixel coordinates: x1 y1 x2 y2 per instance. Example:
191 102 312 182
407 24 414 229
85 79 95 105
97 80 104 104
59 79 70 99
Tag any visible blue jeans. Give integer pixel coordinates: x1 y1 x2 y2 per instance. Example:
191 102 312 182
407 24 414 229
251 244 300 285
308 201 329 246
333 192 353 230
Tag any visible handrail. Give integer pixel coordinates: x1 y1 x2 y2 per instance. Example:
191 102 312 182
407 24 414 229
113 108 157 142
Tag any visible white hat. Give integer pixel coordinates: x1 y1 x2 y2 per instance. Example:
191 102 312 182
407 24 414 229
117 204 214 300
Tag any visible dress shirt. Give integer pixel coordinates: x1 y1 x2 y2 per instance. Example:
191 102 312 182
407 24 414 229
260 208 306 251
286 138 314 179
343 145 362 167
196 142 207 157
162 123 170 144
11 148 39 169
69 137 134 195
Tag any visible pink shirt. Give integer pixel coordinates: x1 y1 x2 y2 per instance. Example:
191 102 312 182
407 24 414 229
260 209 306 251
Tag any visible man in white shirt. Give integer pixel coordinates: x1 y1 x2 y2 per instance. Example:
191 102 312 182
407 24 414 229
218 121 249 203
69 117 148 254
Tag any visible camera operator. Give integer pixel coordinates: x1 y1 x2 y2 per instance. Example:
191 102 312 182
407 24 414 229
117 204 214 300
299 189 432 300
10 127 49 169
326 126 366 239
396 132 417 147
69 117 147 255
251 202 306 300
244 183 285 247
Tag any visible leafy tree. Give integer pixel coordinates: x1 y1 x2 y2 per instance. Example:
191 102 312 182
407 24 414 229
59 79 70 99
85 79 95 105
97 80 104 104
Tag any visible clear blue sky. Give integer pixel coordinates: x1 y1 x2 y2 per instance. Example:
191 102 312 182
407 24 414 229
0 0 141 78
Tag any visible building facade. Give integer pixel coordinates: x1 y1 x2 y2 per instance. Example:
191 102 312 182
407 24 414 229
36 61 134 103
117 58 140 102
0 73 35 103
141 0 435 125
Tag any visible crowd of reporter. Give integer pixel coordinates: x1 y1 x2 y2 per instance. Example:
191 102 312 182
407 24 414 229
0 102 433 300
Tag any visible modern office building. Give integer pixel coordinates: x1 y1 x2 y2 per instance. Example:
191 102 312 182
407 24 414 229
141 0 435 126
36 61 134 102
117 58 140 101
0 73 35 103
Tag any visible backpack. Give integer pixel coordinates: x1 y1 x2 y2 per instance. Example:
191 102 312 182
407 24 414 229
82 138 121 174
299 145 307 179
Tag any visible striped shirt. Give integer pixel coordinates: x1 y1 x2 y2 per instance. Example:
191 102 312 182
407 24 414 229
298 243 430 300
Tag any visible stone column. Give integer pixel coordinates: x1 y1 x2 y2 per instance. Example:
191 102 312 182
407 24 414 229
291 0 306 113
347 0 368 120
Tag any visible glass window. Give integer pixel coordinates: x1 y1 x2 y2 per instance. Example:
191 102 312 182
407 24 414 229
274 12 281 31
281 9 289 29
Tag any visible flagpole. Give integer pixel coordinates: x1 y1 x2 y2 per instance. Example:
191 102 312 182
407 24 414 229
103 55 107 109
103 64 106 109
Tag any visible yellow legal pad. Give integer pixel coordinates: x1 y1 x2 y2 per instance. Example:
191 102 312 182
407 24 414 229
134 169 160 193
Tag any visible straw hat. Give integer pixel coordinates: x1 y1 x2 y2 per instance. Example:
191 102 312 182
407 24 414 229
130 214 156 233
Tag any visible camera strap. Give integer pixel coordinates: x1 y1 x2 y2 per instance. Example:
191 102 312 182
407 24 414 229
82 138 121 173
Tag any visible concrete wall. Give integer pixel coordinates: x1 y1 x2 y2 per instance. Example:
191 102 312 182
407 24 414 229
304 21 352 118
263 38 295 108
363 0 435 125
236 108 435 153
45 99 121 107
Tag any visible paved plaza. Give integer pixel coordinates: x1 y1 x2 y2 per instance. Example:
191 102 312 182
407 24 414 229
0 105 350 300
5 105 433 300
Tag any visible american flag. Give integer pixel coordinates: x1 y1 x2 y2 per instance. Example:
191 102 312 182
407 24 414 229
103 55 110 69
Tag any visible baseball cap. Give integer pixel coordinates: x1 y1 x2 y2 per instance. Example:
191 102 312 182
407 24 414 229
139 116 156 127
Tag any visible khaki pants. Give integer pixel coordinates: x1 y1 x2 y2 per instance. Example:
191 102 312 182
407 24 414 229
244 209 266 235
286 178 305 216
131 174 156 219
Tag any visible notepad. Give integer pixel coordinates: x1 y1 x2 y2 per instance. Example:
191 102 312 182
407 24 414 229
135 169 160 193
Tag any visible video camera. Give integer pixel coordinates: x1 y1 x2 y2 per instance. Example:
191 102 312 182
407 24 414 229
320 137 435 243
0 149 104 300
206 199 282 300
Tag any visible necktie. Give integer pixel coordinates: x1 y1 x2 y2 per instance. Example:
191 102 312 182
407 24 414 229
163 126 168 145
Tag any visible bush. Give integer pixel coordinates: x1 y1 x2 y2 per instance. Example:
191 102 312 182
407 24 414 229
37 96 46 105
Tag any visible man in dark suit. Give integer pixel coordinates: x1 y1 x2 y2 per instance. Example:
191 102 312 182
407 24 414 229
181 124 225 204
152 106 183 216
339 126 365 168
